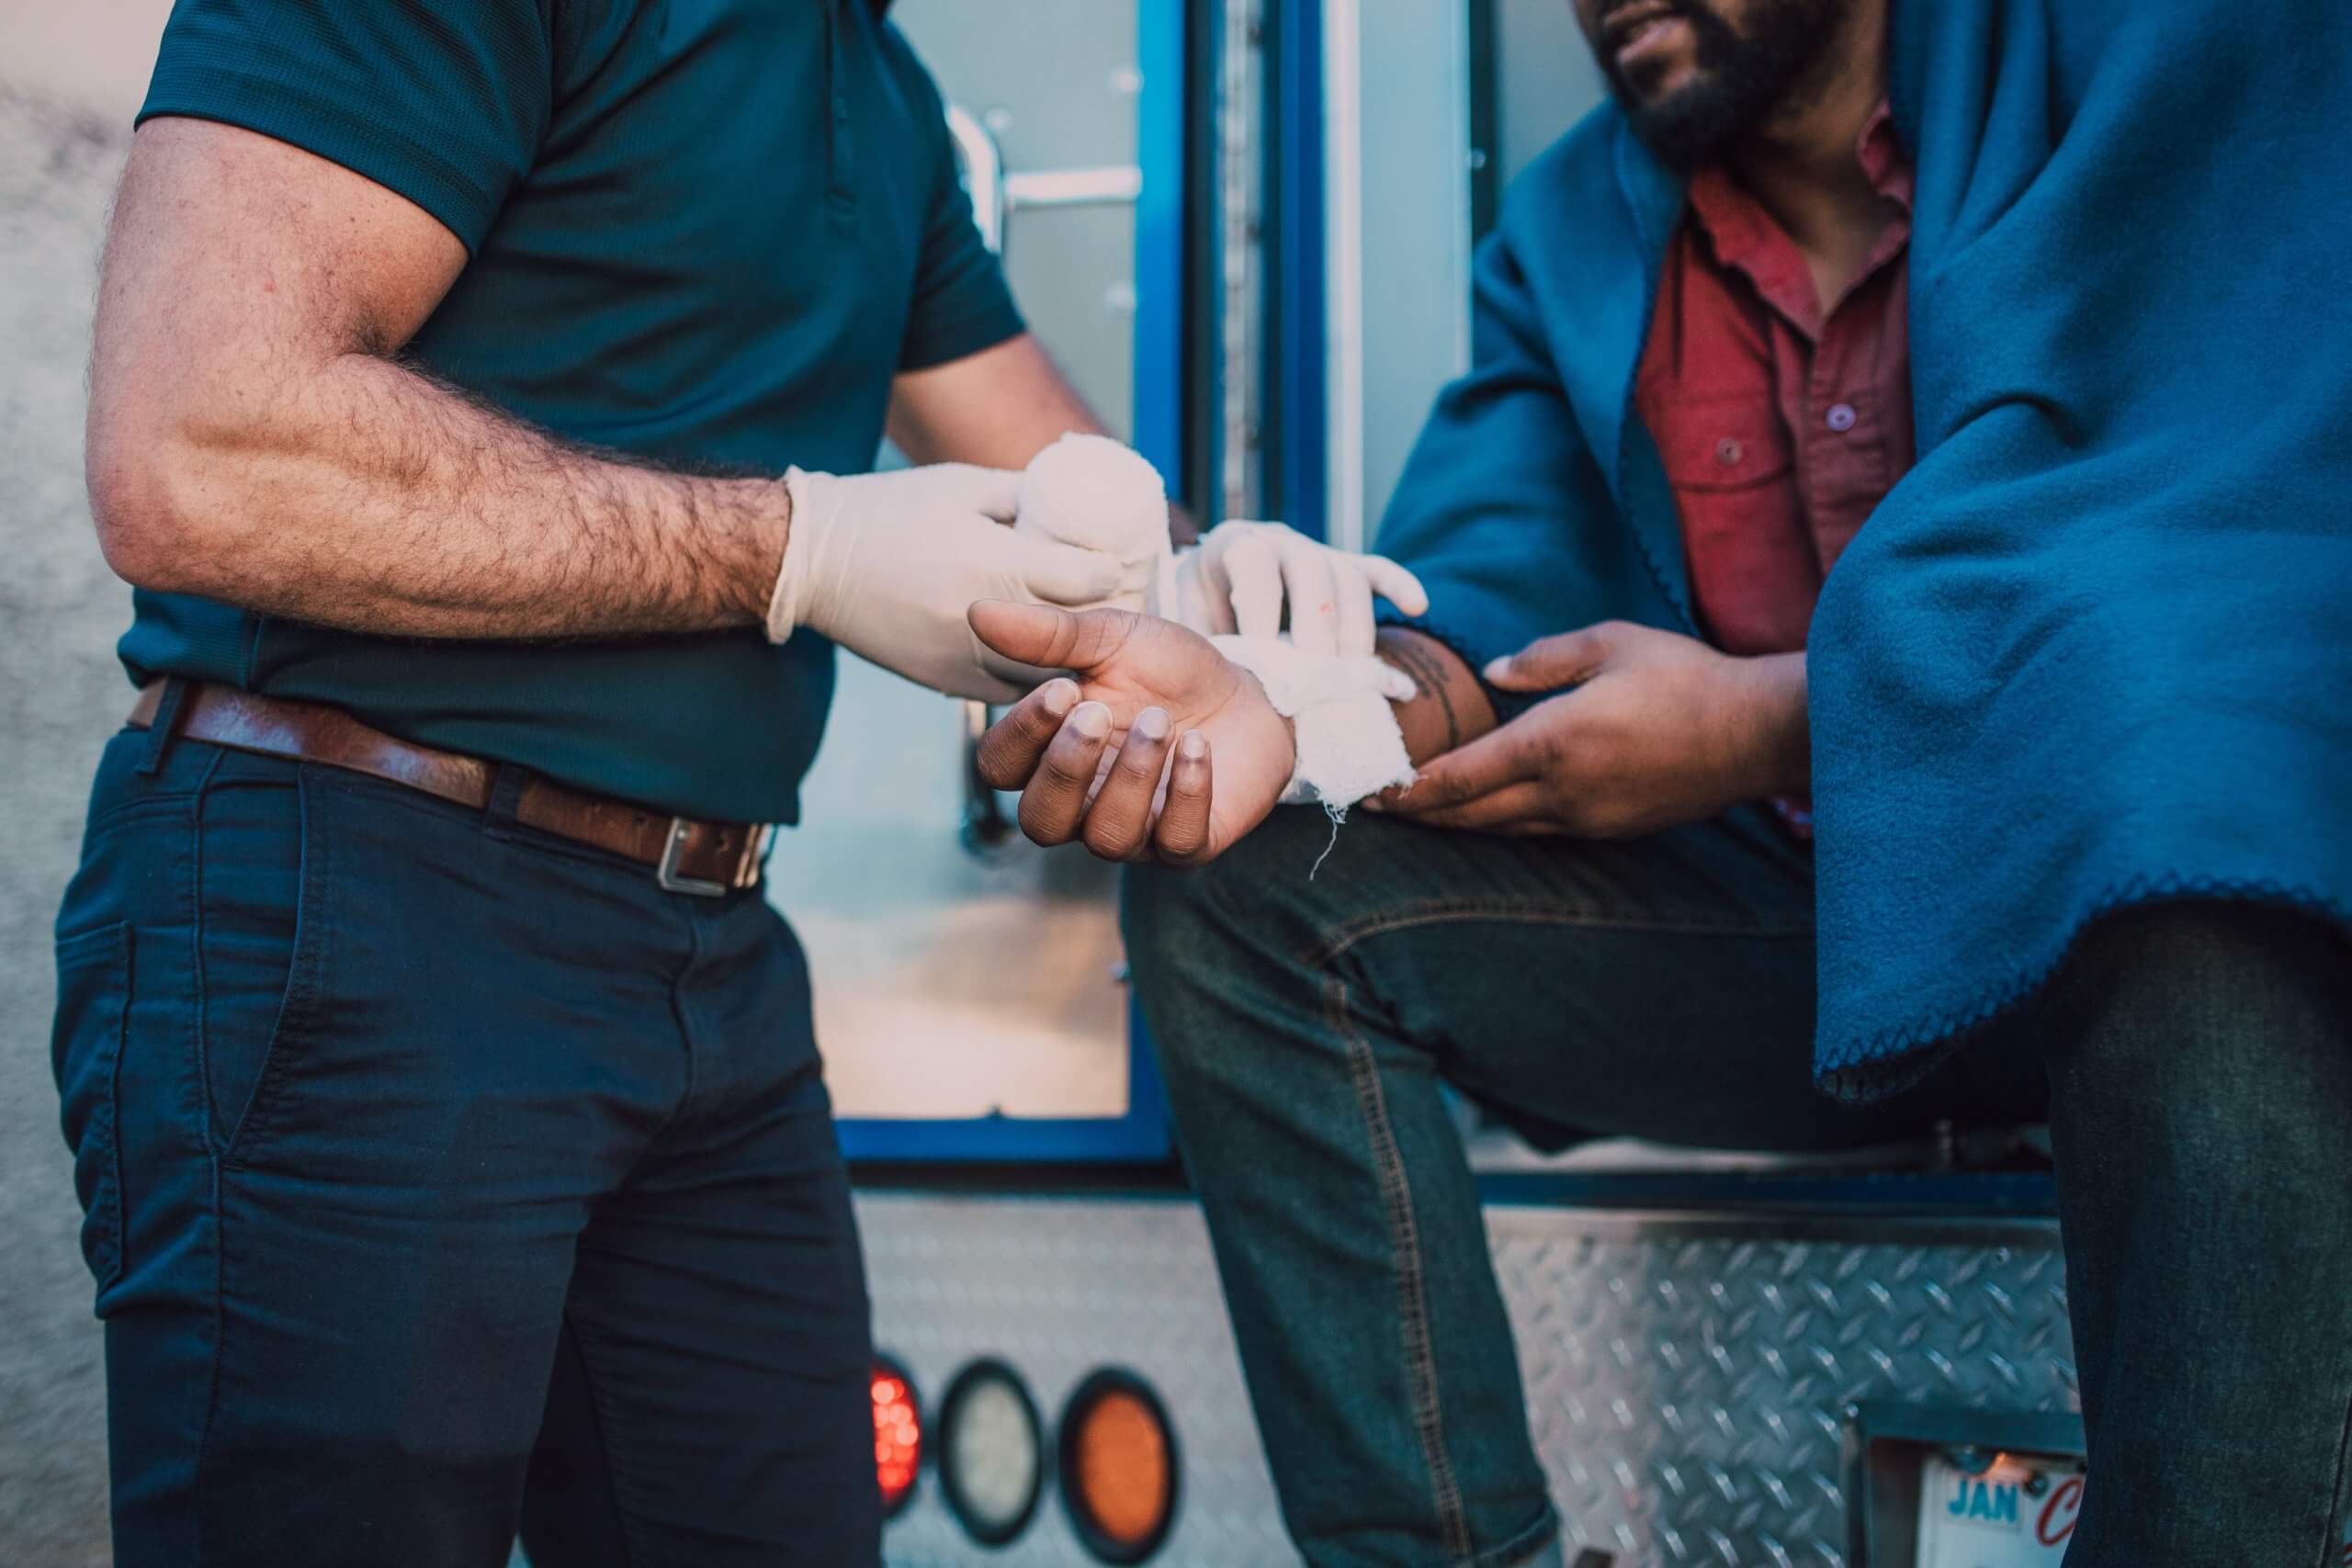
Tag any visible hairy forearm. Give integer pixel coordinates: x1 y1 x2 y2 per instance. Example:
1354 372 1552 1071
1374 627 1499 765
103 353 786 640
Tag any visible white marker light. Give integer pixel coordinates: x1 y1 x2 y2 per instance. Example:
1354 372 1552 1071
939 1359 1046 1547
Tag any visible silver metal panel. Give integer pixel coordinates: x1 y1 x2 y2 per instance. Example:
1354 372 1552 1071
1491 1213 2076 1566
865 1196 2076 1567
864 1194 1295 1568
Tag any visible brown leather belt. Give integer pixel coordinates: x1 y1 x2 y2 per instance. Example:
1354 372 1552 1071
128 682 773 896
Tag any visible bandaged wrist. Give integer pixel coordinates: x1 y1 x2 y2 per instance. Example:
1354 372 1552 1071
1210 636 1416 811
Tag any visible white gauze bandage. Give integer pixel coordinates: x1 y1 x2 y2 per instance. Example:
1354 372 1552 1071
1015 433 1414 818
1015 433 1171 604
1211 635 1417 814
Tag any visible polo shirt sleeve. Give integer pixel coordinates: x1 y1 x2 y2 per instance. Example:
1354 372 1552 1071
137 0 556 254
1374 222 1630 719
881 28 1027 371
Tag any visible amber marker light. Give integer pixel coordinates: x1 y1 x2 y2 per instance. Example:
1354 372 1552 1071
1058 1369 1179 1564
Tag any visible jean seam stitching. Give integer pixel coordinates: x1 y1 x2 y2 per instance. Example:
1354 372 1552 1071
1328 971 1476 1562
1311 897 1811 966
1461 1506 1561 1568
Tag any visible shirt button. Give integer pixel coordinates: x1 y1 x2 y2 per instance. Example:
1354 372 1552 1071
1714 436 1743 466
1826 402 1858 433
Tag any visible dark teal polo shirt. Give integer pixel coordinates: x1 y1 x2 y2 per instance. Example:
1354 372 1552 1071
127 0 1024 824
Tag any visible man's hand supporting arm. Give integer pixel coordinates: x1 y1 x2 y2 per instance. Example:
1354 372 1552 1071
1381 624 1809 837
88 119 790 641
1372 627 1500 765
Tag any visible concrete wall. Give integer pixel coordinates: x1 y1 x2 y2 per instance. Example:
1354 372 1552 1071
2 7 174 1563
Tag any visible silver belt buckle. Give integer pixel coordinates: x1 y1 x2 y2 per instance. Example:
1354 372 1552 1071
657 818 772 897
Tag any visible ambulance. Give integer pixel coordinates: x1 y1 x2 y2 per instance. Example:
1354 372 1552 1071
797 5 2349 1566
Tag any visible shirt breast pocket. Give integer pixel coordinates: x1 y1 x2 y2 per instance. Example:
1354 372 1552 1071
1655 397 1796 495
1650 395 1814 656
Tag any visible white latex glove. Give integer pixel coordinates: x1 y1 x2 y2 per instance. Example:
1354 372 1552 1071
765 464 1127 702
1155 520 1431 658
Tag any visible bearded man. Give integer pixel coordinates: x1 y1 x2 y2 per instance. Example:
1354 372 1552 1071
963 0 2352 1562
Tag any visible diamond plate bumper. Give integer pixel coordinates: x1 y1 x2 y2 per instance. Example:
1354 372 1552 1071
863 1194 2075 1567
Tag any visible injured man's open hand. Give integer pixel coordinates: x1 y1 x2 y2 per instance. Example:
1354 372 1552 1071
967 602 1297 864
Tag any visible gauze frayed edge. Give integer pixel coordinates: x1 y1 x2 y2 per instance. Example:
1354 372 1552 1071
1212 634 1416 874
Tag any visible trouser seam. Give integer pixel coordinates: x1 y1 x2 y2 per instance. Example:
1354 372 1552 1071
564 1309 649 1568
184 744 227 1567
1327 970 1476 1563
1462 1506 1561 1568
2322 1390 2352 1568
1309 898 1811 968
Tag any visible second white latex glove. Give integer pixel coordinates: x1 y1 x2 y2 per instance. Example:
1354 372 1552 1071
766 464 1128 702
1156 520 1431 658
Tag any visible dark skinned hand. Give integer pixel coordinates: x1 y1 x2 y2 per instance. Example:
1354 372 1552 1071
1380 620 1808 838
967 600 1296 864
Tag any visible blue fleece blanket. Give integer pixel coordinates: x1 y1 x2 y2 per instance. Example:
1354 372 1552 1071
1378 0 2352 1086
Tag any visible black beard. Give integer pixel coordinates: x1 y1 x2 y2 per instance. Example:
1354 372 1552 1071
1598 0 1852 172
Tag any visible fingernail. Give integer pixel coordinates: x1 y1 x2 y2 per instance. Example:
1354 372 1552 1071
1178 730 1207 761
1071 702 1111 739
1483 657 1511 681
1135 706 1170 742
1041 681 1078 717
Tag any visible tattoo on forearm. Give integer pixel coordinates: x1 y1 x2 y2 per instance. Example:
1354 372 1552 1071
1381 635 1463 752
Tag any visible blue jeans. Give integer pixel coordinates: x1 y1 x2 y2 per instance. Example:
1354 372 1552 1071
51 727 878 1568
1124 807 2352 1568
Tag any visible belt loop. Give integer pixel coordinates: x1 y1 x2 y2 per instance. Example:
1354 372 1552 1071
485 763 529 834
135 679 189 776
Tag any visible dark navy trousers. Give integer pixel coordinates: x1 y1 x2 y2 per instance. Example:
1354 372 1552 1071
51 725 878 1567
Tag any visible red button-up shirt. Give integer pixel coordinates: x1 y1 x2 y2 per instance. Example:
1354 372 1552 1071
1636 106 1915 660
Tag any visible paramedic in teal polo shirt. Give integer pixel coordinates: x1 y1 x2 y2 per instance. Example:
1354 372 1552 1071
46 3 1373 1563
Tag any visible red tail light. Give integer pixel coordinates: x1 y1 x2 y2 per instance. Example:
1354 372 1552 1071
871 1358 922 1517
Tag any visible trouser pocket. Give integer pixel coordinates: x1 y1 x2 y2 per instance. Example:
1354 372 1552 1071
52 920 133 1292
196 767 320 1166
